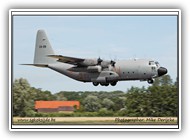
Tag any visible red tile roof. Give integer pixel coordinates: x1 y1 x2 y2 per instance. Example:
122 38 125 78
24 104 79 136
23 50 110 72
35 101 80 109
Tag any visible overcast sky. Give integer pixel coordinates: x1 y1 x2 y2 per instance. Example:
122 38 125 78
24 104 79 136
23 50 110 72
13 15 177 93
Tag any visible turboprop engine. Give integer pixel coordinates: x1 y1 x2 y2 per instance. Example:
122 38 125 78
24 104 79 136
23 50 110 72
87 65 102 73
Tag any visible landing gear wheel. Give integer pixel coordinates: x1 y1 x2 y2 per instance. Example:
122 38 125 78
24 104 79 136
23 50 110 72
147 79 154 84
104 83 109 86
99 82 109 86
93 82 99 86
110 81 117 86
100 82 104 86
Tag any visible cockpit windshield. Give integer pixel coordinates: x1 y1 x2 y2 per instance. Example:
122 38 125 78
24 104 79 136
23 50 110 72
149 61 155 65
149 61 160 67
155 61 160 67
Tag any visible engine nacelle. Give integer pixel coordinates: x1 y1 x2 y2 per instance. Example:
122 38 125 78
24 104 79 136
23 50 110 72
100 60 116 68
100 61 110 68
79 59 98 66
92 77 107 83
79 58 116 68
87 65 102 73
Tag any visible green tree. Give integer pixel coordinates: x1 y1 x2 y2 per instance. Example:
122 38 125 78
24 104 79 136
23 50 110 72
98 108 113 116
13 78 33 116
123 80 178 117
13 78 55 117
83 95 101 112
160 75 173 86
55 93 67 101
102 98 114 110
152 75 173 86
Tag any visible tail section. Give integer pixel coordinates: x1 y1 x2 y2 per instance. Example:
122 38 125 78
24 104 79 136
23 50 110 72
33 30 56 65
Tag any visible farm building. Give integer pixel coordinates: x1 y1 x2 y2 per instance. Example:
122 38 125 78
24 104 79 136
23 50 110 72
35 101 80 113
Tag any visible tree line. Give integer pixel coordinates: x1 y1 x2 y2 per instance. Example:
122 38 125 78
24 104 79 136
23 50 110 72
12 75 178 117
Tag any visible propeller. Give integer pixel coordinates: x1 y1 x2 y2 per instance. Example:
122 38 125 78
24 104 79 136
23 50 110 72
97 57 103 65
96 57 116 67
110 60 116 67
109 54 117 67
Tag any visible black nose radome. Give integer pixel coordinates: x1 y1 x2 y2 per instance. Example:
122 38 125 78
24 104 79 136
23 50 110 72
158 67 168 76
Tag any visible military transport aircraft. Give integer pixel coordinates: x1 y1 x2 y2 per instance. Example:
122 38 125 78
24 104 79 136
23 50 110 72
24 30 168 86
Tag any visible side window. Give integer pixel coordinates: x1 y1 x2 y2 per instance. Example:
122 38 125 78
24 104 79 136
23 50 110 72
151 66 156 72
149 61 154 65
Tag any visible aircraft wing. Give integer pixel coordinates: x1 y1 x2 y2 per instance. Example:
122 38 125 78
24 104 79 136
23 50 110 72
47 55 85 65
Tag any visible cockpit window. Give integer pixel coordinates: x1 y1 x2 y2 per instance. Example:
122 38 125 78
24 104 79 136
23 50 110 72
149 61 155 65
155 61 159 67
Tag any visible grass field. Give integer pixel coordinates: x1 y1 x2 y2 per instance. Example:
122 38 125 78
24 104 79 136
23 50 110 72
13 117 178 125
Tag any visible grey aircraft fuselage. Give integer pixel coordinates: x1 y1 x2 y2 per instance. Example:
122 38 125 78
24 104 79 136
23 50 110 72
47 58 165 86
24 30 168 86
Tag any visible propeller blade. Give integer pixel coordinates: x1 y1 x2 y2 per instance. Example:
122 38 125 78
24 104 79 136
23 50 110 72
97 57 103 65
110 60 116 67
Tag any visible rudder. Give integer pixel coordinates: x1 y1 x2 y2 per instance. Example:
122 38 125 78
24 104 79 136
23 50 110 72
33 30 56 65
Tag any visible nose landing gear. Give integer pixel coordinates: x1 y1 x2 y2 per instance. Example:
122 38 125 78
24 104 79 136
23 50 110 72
147 79 154 84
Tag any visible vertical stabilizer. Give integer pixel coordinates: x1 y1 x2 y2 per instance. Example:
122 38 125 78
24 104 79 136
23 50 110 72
33 30 56 65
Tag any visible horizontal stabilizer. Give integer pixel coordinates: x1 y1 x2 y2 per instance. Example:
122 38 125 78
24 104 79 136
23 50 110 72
21 64 48 67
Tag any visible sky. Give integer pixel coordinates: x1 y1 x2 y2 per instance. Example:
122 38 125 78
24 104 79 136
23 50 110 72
13 14 178 93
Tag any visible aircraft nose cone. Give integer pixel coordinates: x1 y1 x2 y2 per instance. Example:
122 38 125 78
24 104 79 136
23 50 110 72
158 67 167 76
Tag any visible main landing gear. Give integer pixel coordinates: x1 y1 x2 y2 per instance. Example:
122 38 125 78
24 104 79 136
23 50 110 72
92 81 117 86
